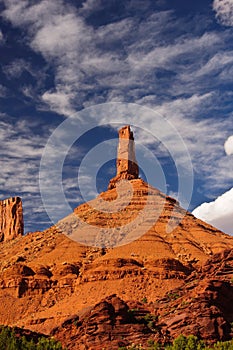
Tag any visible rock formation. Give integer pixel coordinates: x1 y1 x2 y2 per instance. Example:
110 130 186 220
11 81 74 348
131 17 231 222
0 196 24 242
51 294 152 350
51 262 233 349
1 126 233 348
108 125 139 189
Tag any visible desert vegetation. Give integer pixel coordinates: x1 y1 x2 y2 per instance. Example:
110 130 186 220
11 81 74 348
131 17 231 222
118 335 233 349
0 326 64 350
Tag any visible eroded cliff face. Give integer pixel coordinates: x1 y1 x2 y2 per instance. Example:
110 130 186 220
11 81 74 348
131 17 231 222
51 252 233 350
0 197 24 242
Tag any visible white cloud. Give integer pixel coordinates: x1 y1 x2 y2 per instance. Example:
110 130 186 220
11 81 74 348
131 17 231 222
213 0 233 26
192 187 233 234
31 14 90 58
2 0 228 117
127 32 222 71
190 51 233 77
2 0 65 28
224 135 233 155
42 90 77 117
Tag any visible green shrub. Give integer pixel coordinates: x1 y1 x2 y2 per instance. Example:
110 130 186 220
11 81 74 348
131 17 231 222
142 297 148 304
147 339 162 349
169 334 205 350
0 326 64 350
212 340 233 349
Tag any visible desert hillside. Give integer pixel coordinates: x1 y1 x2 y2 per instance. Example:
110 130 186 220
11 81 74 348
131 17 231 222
0 126 233 349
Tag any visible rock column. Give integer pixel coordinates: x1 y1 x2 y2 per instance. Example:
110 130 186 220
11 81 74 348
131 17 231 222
108 126 139 189
0 197 24 242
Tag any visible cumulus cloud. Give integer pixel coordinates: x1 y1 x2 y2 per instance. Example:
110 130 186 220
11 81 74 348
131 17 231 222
192 188 233 234
224 135 233 155
213 0 233 26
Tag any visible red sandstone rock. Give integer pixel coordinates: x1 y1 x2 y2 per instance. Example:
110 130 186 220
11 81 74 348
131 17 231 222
154 277 233 344
50 273 233 349
1 127 233 348
108 125 139 189
0 196 24 241
51 294 152 350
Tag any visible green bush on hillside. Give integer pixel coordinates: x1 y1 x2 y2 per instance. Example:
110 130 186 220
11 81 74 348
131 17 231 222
118 335 233 350
0 326 64 350
166 334 206 350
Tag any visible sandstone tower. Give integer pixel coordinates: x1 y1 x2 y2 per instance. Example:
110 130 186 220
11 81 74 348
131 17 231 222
108 125 139 189
0 197 24 242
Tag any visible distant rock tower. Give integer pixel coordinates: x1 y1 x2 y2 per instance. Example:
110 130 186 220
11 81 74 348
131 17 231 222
0 197 24 242
108 125 139 189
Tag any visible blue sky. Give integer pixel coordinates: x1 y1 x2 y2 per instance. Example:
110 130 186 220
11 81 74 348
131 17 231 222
0 0 233 234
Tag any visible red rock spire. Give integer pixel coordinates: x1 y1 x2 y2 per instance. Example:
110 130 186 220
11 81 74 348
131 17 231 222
108 125 139 189
0 197 24 241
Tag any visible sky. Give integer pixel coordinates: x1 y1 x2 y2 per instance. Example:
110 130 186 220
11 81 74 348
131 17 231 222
0 0 233 235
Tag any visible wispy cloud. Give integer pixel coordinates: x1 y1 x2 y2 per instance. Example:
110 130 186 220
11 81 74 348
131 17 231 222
0 117 50 231
213 0 233 27
0 114 90 231
128 93 233 194
2 57 49 107
2 0 231 115
4 59 30 78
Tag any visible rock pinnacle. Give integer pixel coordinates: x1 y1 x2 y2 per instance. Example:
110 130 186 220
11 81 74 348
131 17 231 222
108 125 139 189
0 196 24 241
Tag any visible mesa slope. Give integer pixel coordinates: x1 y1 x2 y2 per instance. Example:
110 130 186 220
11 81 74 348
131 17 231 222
0 178 233 339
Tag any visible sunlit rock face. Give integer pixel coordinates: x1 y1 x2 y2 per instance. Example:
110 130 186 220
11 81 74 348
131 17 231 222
108 125 139 190
0 196 24 241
